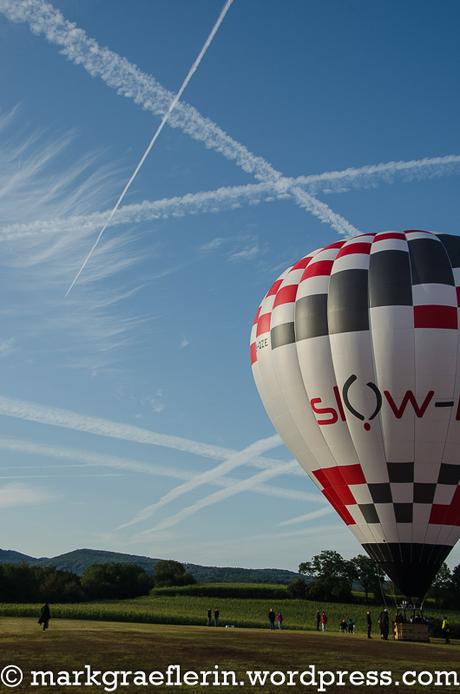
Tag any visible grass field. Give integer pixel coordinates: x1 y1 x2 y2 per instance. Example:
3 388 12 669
0 617 458 693
1 591 459 635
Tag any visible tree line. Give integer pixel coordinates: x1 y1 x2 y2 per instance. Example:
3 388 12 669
288 550 460 608
0 559 194 603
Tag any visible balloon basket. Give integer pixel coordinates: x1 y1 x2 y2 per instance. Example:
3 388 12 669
393 601 430 642
393 622 430 642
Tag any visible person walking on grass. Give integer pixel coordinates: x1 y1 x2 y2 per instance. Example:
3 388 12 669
315 610 321 631
321 610 327 632
214 608 219 627
207 608 212 626
38 602 51 631
268 608 276 630
366 611 372 639
277 611 283 630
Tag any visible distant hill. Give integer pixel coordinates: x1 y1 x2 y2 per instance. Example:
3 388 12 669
0 548 299 584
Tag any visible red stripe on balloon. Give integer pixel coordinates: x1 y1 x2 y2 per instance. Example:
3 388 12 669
267 279 283 297
336 242 372 258
374 232 406 242
322 488 355 525
301 260 334 281
414 305 458 329
256 313 271 336
250 343 257 365
324 240 347 250
430 487 460 526
291 256 313 270
273 284 298 308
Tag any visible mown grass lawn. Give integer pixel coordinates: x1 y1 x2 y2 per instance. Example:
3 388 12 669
0 617 459 693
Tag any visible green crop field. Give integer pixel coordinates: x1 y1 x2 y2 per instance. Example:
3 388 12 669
0 617 459 693
1 585 459 636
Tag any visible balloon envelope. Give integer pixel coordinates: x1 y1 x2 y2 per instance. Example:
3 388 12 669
250 230 460 599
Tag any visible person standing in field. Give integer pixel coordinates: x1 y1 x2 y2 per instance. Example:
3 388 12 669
441 617 450 644
207 608 212 626
268 608 276 630
315 610 321 631
38 602 51 631
276 611 283 630
214 608 219 627
366 611 372 638
379 609 389 640
321 610 327 632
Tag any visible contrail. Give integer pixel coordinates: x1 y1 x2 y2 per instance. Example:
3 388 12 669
64 0 234 294
0 436 320 503
136 459 300 536
0 394 309 478
0 0 358 240
117 433 282 530
1 153 459 242
277 506 334 527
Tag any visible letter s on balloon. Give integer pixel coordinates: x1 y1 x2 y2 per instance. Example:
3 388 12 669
310 398 338 425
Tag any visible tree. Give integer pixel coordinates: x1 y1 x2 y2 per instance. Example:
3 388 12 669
154 560 195 587
299 550 356 602
286 577 306 599
81 563 153 599
350 554 385 602
428 563 453 607
38 568 84 603
0 563 39 602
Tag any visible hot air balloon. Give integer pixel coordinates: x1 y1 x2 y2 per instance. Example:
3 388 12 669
250 230 460 600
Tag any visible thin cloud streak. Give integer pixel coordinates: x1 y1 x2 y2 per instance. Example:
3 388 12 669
0 0 357 236
0 395 309 477
277 506 334 527
0 482 53 508
65 0 234 294
136 459 300 537
0 436 320 503
1 153 459 241
118 433 282 530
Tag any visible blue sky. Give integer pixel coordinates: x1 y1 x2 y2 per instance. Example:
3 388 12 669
0 0 459 570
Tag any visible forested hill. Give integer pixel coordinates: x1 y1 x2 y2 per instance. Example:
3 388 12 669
0 548 298 584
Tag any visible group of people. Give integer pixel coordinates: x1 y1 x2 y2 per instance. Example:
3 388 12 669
38 600 452 643
339 617 355 633
268 608 283 629
206 608 220 626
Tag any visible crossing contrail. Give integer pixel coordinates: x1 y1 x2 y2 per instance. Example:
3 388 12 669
117 433 282 530
0 0 358 244
0 153 458 243
0 436 319 503
64 0 234 294
0 393 308 477
136 459 300 537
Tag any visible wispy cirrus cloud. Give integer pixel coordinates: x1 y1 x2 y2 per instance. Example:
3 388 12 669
227 244 261 262
0 482 54 508
0 111 153 370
